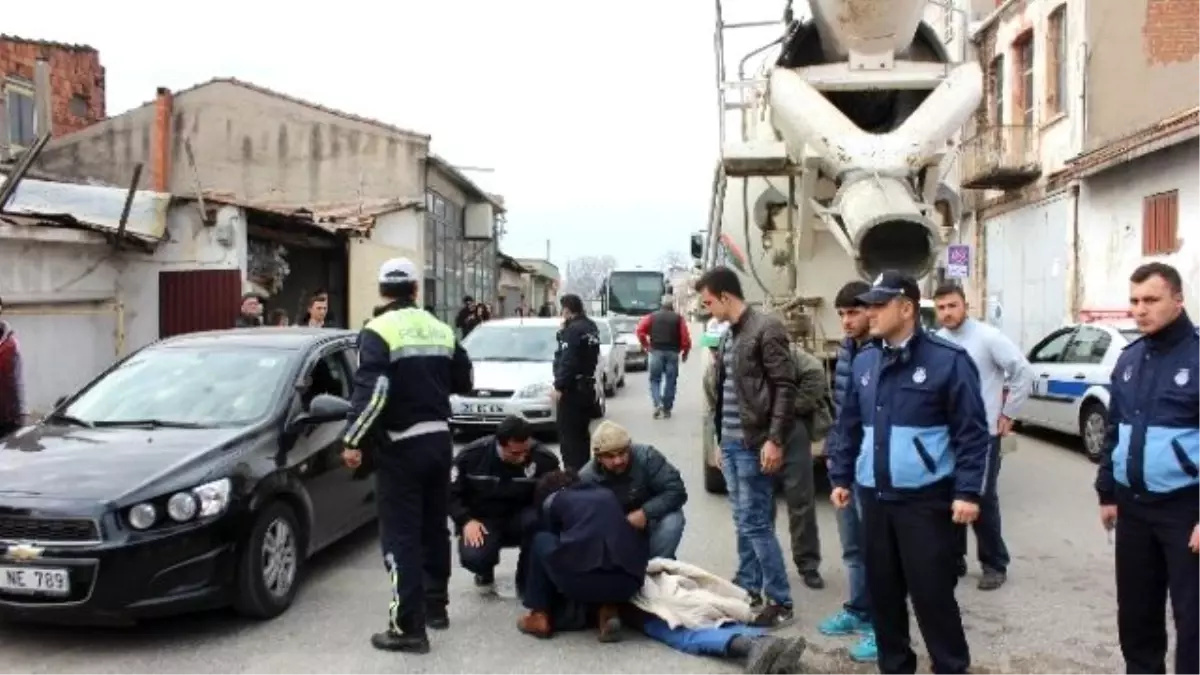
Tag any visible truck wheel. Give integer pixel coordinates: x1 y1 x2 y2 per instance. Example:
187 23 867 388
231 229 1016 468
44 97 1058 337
704 466 727 495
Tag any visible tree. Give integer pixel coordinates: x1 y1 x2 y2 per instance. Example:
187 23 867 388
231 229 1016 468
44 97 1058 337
563 255 616 300
657 250 688 274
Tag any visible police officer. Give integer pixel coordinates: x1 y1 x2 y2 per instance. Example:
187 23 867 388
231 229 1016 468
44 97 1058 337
448 415 560 593
828 271 990 675
341 257 473 654
553 293 601 471
1095 262 1198 675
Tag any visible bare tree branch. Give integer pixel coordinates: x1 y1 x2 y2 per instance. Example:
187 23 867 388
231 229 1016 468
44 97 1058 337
563 255 617 300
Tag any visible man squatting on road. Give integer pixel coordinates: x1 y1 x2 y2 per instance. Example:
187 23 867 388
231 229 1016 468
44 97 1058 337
1095 262 1198 675
829 270 991 675
934 282 1034 590
340 257 474 655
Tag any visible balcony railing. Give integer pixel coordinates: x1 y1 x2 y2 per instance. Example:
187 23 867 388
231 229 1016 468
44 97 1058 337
959 125 1042 190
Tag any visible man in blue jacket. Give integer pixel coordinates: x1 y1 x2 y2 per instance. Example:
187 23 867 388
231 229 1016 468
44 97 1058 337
828 271 990 675
1095 262 1198 675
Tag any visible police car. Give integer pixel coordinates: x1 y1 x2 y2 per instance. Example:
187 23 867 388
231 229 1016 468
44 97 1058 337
1013 320 1142 461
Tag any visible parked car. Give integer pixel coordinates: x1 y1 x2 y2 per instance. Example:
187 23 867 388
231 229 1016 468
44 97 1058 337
1011 321 1141 461
0 328 370 625
608 316 647 371
595 318 627 397
450 318 606 435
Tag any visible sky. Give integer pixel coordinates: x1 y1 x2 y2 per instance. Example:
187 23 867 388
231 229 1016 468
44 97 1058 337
8 0 791 273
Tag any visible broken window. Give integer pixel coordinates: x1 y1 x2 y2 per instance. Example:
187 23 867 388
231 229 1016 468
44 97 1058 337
1142 190 1179 256
1045 6 1068 117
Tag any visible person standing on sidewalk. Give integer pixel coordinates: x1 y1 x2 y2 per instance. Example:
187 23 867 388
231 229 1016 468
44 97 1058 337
696 266 798 628
934 283 1033 590
828 271 990 675
816 280 878 663
0 296 29 439
635 294 692 419
1095 262 1198 675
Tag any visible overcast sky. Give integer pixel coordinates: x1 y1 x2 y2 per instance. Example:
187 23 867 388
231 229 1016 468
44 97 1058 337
8 0 790 270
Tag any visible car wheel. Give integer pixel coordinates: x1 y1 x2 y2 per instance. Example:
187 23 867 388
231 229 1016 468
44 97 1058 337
704 466 727 494
234 501 304 620
1080 402 1108 463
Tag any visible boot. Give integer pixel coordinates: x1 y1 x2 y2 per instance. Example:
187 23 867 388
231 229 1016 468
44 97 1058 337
370 628 431 654
597 604 624 643
517 611 553 639
426 603 450 630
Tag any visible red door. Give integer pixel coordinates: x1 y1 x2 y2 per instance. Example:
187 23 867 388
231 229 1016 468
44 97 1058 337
158 269 244 338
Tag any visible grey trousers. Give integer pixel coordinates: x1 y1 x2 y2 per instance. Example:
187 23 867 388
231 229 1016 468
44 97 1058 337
770 422 821 573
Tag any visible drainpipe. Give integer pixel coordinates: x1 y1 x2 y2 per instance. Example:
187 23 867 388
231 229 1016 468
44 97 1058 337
33 57 52 139
152 87 173 193
1068 183 1082 321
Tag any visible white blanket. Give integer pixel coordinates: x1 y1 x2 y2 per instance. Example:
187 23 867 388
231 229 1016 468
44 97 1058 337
631 558 756 630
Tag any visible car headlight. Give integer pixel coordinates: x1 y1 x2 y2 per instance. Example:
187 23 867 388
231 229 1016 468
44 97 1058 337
127 478 232 530
517 382 553 399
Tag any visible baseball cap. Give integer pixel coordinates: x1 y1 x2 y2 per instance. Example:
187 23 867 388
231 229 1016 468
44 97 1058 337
591 420 632 456
857 270 921 306
377 257 418 283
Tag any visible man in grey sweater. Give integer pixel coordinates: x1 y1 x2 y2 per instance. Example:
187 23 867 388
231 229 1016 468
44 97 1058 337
933 283 1034 590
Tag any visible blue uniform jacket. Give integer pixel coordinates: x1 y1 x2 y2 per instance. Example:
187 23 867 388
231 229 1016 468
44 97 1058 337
828 328 991 502
1095 313 1199 504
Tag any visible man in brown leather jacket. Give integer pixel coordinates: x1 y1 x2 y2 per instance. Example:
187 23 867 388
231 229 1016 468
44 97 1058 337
695 266 799 628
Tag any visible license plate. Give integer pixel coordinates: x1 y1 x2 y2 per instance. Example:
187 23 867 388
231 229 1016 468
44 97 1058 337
458 402 504 415
0 566 70 596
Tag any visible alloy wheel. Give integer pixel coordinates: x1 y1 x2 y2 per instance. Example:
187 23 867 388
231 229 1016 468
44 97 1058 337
261 518 298 598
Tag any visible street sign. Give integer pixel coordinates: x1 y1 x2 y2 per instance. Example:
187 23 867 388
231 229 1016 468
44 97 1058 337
946 244 970 279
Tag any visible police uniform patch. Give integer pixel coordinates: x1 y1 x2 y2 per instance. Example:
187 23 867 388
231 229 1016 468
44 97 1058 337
1176 368 1190 387
1123 366 1133 382
912 367 927 384
860 373 870 387
525 462 537 478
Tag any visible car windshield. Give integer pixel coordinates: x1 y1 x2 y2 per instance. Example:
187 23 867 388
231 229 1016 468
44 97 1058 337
607 273 664 316
463 324 559 362
62 346 295 427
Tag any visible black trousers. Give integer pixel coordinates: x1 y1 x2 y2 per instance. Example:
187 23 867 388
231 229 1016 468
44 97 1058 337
556 395 593 472
458 507 538 585
860 489 970 674
1115 491 1199 675
955 436 1010 573
375 431 453 636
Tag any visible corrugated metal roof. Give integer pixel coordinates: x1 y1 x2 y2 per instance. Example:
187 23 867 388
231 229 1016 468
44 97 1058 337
0 175 168 243
196 192 422 233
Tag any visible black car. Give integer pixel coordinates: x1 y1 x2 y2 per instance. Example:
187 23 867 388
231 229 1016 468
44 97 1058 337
0 328 375 625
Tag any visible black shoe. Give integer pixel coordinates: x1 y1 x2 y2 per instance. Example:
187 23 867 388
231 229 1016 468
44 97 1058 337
426 607 450 630
978 568 1007 591
653 407 663 419
750 603 795 629
474 572 496 593
801 570 825 590
662 409 672 419
371 629 430 654
955 558 968 578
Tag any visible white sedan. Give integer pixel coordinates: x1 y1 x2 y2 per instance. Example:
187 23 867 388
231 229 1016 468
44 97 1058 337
1013 321 1141 461
450 318 606 434
595 318 627 398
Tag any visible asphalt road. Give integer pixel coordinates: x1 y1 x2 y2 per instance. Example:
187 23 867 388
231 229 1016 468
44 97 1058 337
0 342 1125 673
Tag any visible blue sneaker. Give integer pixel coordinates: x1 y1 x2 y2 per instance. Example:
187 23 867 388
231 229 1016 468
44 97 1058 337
848 628 878 663
817 609 865 636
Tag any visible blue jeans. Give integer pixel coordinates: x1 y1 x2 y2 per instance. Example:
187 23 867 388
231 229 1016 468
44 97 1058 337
836 489 871 621
720 439 793 607
648 350 680 411
642 615 765 656
647 509 686 560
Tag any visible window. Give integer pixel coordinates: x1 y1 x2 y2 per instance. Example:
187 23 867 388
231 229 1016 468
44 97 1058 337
1062 326 1111 365
1015 34 1035 127
302 350 353 408
5 84 35 147
1028 328 1076 363
68 94 89 118
1143 190 1179 255
990 55 1006 124
1045 6 1068 117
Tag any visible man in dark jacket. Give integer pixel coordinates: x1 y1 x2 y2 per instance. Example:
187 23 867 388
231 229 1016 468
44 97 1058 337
448 416 561 593
696 266 798 628
455 295 481 338
816 280 878 663
580 420 688 559
553 294 602 471
0 297 28 439
234 292 264 327
635 294 692 419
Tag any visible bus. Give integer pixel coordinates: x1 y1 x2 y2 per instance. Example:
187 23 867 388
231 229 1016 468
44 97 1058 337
600 268 668 319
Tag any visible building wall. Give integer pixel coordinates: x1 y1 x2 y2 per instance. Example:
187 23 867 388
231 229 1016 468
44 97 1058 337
1077 141 1199 318
1083 0 1199 151
35 80 428 203
425 168 498 323
0 38 105 144
347 209 423 328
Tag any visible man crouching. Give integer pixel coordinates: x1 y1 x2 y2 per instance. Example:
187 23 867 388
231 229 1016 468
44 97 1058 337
448 416 561 593
581 420 688 559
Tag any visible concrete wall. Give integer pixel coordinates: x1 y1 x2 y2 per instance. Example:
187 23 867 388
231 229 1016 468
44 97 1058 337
346 209 423 328
1083 0 1199 151
1077 141 1199 318
35 80 428 204
0 38 106 140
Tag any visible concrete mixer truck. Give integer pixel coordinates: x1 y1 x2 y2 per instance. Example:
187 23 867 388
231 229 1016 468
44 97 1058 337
694 0 981 493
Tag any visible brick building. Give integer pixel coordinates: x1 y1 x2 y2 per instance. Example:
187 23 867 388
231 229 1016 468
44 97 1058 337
0 35 106 152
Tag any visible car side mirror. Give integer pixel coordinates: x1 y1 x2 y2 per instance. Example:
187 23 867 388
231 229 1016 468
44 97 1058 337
291 393 352 430
690 233 703 261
